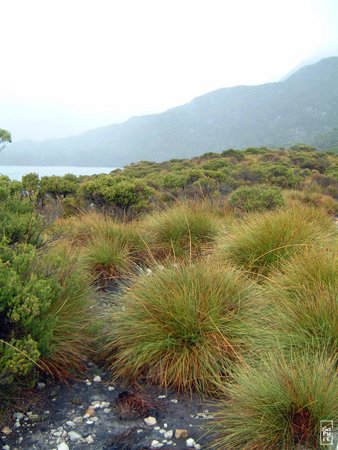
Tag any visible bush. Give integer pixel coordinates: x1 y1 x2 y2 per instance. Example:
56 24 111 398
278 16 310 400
227 185 284 212
105 262 263 395
266 249 338 358
142 202 221 260
0 240 93 383
210 351 338 449
214 206 337 278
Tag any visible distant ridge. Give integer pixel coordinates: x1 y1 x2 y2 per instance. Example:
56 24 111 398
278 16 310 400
2 57 338 167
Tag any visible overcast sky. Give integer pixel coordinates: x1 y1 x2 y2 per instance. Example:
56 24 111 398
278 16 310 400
1 0 338 141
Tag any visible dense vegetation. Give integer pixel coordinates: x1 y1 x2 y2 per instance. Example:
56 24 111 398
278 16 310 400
2 57 338 166
0 145 337 449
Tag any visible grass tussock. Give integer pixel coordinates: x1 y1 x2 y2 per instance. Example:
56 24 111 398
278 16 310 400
284 189 338 214
105 262 263 395
214 206 337 278
38 241 95 379
210 351 338 450
265 248 338 358
141 202 222 260
52 211 146 282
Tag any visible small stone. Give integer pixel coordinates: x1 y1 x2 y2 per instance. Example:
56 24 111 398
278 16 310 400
86 381 92 386
37 382 46 389
150 440 164 449
1 427 12 436
68 431 82 441
13 412 24 420
57 444 69 450
2 445 10 450
13 421 20 429
86 407 96 415
163 423 168 428
93 375 101 382
108 386 115 391
158 395 166 399
175 429 188 439
194 444 201 450
90 401 101 409
186 438 196 448
86 420 94 425
73 417 83 424
103 408 111 413
170 399 178 403
91 417 99 422
137 429 144 433
144 416 157 426
84 435 94 444
164 430 173 439
65 421 75 427
159 428 165 434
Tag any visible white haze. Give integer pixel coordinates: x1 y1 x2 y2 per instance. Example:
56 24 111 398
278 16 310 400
0 0 337 142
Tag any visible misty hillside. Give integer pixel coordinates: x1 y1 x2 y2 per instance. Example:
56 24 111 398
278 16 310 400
2 57 338 167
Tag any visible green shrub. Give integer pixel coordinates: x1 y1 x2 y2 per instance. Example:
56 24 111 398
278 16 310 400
142 202 221 260
0 240 93 383
266 249 338 358
215 206 337 278
105 262 263 395
228 185 284 212
210 351 338 449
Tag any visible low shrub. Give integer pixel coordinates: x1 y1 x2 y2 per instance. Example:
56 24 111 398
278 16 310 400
142 202 221 260
227 184 284 212
214 206 337 278
105 262 263 395
0 240 93 383
265 248 338 358
210 351 338 449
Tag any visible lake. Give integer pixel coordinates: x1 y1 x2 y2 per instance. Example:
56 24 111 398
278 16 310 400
0 165 116 181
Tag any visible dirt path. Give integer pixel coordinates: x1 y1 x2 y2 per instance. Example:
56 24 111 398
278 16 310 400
1 362 218 450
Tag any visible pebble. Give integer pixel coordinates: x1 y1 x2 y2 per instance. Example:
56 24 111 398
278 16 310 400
84 435 94 444
158 395 166 399
144 416 157 426
2 445 10 450
164 430 173 439
93 375 101 382
108 386 115 391
65 421 75 427
195 445 201 450
170 399 178 403
150 440 164 449
103 408 111 413
13 421 20 429
37 382 46 389
68 431 82 441
13 412 24 420
175 429 188 439
186 438 196 448
1 427 12 436
57 444 69 450
73 416 83 424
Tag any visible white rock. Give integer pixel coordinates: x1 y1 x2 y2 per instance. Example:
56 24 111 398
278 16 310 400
154 426 160 431
144 416 157 426
57 444 69 450
2 445 11 450
164 430 173 439
137 429 144 433
108 386 115 391
163 423 168 428
68 431 82 441
37 382 46 389
170 399 178 403
194 444 201 450
91 417 99 422
103 408 111 413
150 440 164 449
158 395 166 399
100 401 110 408
86 420 94 425
93 375 101 382
91 401 101 408
65 421 75 427
13 421 20 428
186 438 196 448
84 435 94 444
13 412 24 420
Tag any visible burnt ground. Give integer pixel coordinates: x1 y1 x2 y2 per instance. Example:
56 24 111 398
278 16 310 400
1 363 218 450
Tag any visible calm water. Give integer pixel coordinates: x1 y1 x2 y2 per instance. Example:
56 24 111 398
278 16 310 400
0 166 116 181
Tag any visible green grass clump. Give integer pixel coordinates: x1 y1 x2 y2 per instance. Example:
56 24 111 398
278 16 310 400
105 262 262 395
266 248 338 358
215 206 337 278
210 351 338 449
284 189 338 214
142 202 222 260
52 212 146 282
